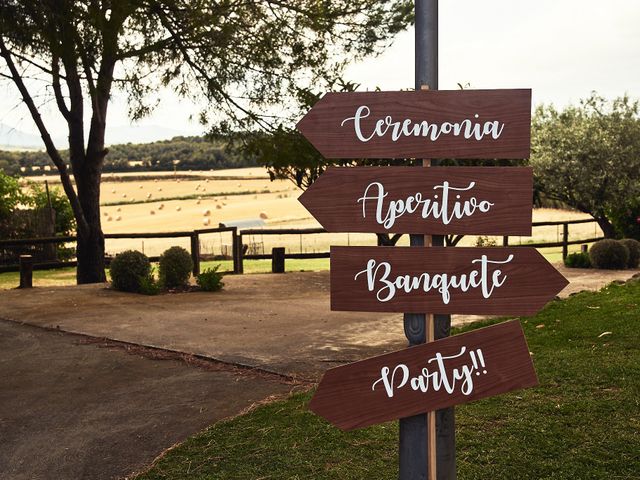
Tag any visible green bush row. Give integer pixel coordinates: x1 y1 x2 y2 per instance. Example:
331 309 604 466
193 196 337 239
109 247 224 294
565 238 640 269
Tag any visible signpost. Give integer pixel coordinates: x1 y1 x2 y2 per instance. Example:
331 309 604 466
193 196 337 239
296 89 531 159
330 246 568 315
298 166 533 235
309 320 537 431
293 2 567 478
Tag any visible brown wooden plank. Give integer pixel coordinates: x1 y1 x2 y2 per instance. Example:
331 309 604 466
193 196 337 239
296 89 531 159
330 246 568 315
298 166 533 235
309 320 537 431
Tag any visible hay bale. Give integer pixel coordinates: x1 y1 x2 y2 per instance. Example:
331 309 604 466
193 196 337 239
176 206 182 212
116 207 121 212
146 193 152 199
158 187 162 191
122 193 127 198
115 216 122 221
139 185 143 189
150 210 155 215
259 212 268 219
111 189 116 194
107 216 113 222
196 199 201 205
203 217 210 226
203 209 211 216
158 203 164 210
216 204 222 209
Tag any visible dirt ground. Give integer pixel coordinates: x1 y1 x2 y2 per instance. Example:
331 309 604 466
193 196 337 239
1 266 637 381
0 320 294 480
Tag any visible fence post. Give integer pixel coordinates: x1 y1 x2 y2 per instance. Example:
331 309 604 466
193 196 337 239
190 232 200 276
562 223 569 260
272 247 285 273
581 244 588 254
502 236 509 246
19 255 33 288
234 233 244 274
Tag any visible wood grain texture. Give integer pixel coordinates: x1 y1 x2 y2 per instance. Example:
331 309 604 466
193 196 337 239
298 166 533 235
330 246 568 315
296 89 531 159
309 320 538 431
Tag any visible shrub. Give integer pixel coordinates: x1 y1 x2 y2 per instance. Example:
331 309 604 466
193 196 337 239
110 250 151 292
564 252 591 269
139 275 161 295
589 240 630 270
197 266 225 292
475 236 497 247
159 246 193 288
620 238 640 268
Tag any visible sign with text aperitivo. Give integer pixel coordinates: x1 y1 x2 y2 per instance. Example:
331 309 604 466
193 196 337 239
298 166 533 235
309 320 537 431
296 89 531 159
330 246 568 316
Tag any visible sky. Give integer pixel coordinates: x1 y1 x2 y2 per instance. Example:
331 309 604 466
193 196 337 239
1 0 638 146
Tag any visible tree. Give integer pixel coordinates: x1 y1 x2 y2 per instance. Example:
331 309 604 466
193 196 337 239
0 0 412 283
531 94 640 238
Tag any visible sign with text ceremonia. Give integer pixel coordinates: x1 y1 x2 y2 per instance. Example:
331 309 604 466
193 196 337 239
299 166 533 235
309 320 537 431
296 89 531 159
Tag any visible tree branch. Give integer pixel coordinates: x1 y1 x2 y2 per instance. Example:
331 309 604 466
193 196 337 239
51 54 71 121
0 36 89 236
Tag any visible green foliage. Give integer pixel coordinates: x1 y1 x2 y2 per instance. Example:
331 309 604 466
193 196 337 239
563 251 591 269
159 246 193 288
110 250 152 293
27 183 76 235
0 170 25 218
475 235 498 247
619 238 640 268
531 94 640 238
589 239 630 269
0 136 255 176
196 266 225 292
609 198 640 240
138 275 161 296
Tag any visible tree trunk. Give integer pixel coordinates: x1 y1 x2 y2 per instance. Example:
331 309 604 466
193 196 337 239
74 159 106 283
595 216 617 239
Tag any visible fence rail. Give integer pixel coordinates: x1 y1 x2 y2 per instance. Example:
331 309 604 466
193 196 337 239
0 218 603 276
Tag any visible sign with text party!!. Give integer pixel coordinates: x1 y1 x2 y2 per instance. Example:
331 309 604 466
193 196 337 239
296 89 532 159
330 246 568 316
309 320 537 431
298 166 533 235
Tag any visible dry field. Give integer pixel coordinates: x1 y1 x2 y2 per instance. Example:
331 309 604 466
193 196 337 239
34 167 599 258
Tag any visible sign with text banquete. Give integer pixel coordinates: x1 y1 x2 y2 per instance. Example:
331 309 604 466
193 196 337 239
296 88 567 431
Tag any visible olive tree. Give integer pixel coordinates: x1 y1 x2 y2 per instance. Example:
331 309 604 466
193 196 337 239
531 94 640 238
0 0 412 283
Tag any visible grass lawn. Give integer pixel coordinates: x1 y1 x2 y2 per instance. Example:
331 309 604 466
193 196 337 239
132 280 640 480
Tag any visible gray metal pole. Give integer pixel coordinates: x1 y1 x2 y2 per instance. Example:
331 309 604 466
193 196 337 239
400 1 456 479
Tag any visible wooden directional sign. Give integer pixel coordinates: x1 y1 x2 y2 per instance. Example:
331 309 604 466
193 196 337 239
296 89 531 159
298 166 533 235
331 246 568 316
310 320 537 431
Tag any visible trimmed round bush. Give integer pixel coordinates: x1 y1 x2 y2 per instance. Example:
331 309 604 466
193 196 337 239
110 250 151 292
159 246 193 288
589 239 630 270
620 238 640 268
564 251 591 269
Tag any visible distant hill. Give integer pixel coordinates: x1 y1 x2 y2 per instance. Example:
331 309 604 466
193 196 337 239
0 135 256 176
0 123 46 149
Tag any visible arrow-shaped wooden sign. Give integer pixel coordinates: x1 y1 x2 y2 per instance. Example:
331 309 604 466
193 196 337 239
331 246 568 316
298 166 533 235
309 320 538 431
296 89 531 159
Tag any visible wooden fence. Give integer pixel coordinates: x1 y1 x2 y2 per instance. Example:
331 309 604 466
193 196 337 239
0 218 604 276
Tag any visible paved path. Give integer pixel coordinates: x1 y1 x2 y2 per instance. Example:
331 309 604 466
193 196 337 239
0 320 293 480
